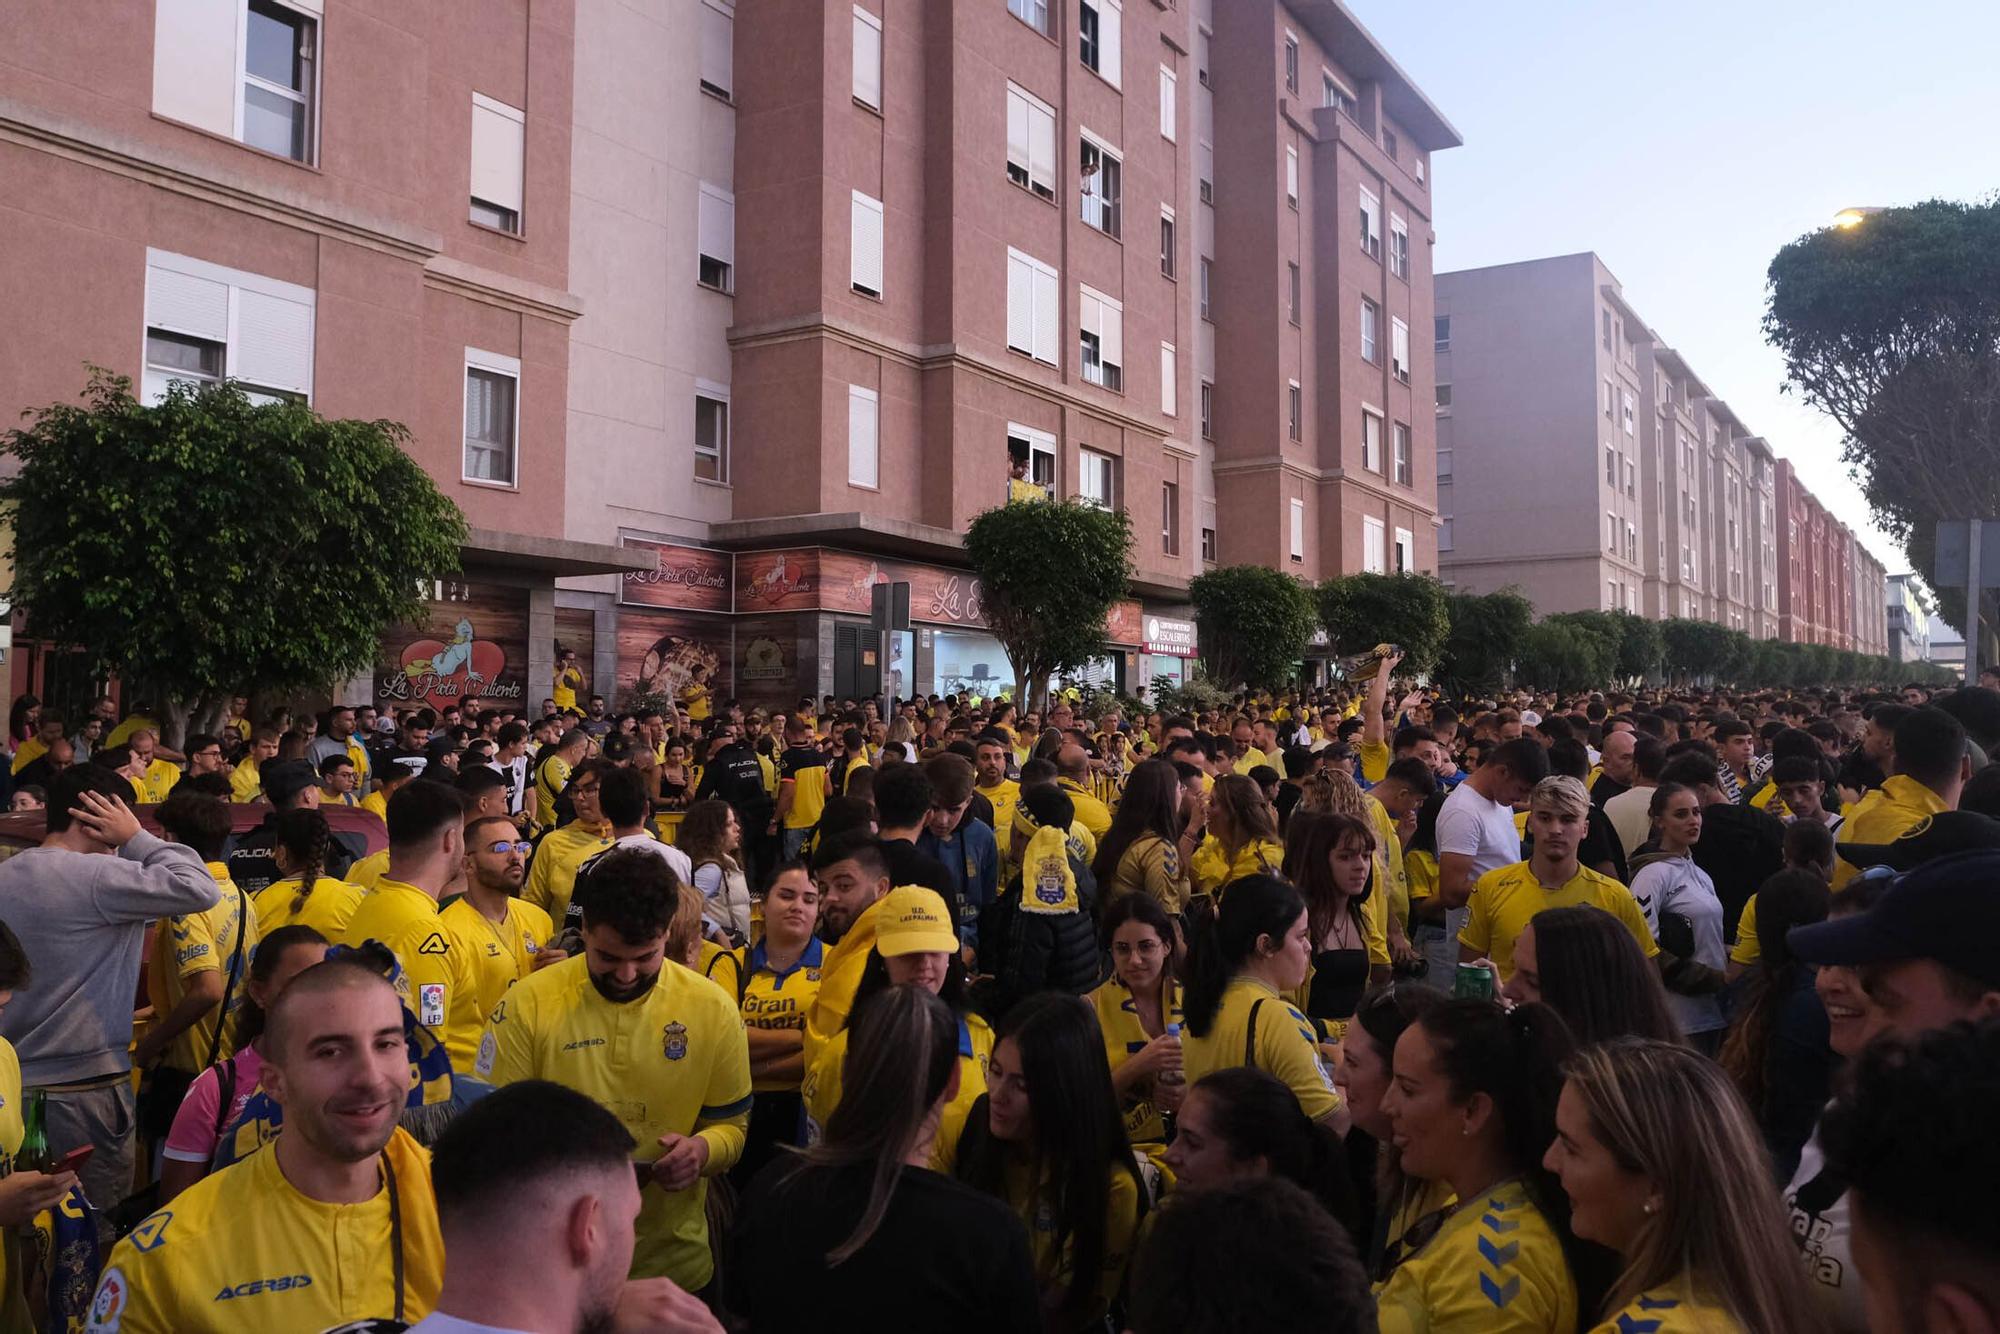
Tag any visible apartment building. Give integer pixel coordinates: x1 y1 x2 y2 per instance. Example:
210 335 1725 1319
0 0 652 715
1853 546 1888 658
1887 574 1929 662
1775 458 1884 652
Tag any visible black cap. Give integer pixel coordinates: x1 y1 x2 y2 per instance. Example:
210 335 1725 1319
1837 811 2000 872
1790 849 2000 990
259 760 319 808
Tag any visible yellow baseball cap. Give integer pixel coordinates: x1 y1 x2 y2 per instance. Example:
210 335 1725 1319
874 886 959 957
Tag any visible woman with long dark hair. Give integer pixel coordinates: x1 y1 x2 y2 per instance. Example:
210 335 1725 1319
730 985 1040 1331
1627 783 1728 1049
250 808 365 938
1500 906 1682 1046
1718 869 1832 1182
1374 999 1602 1332
1093 759 1191 914
1282 811 1386 1038
956 994 1147 1332
1188 774 1283 899
1164 1066 1356 1231
1549 1039 1824 1333
1087 893 1183 1154
1336 986 1444 1266
1180 874 1340 1125
729 863 823 1188
678 797 751 942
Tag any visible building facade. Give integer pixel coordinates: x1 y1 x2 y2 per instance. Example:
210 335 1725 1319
1887 573 1929 662
0 0 653 716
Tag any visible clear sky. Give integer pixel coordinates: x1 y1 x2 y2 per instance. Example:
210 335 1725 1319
1344 0 2000 579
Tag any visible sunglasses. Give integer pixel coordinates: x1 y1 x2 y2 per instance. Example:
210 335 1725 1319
484 840 532 855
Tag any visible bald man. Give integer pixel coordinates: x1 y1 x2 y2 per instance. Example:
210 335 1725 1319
1592 728 1636 809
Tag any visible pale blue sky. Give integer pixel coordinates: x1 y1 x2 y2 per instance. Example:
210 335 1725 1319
1346 0 2000 578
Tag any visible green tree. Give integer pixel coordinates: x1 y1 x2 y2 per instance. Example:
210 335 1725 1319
963 497 1134 720
1660 618 1737 685
1188 564 1318 690
1765 198 2000 660
1544 612 1626 682
1609 611 1665 683
1438 589 1533 695
1514 621 1612 693
1316 573 1451 677
0 373 466 743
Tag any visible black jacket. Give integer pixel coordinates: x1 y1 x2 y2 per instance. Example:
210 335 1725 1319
973 853 1101 1022
1691 801 1785 938
224 811 358 897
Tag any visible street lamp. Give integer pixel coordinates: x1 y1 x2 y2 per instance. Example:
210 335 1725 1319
1833 206 1883 228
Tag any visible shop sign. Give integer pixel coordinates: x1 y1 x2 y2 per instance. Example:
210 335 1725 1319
377 587 527 705
619 540 733 612
1143 616 1197 657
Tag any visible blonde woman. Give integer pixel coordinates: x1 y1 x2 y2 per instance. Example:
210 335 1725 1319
1547 1038 1824 1334
879 717 918 765
1187 773 1283 900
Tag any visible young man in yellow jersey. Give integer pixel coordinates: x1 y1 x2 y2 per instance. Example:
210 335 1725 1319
89 960 445 1332
552 647 584 714
10 711 63 776
1834 707 1968 888
974 732 1021 855
522 759 619 933
339 780 487 1074
801 829 893 1067
229 726 282 804
317 754 359 806
678 664 713 725
476 848 751 1296
771 717 832 862
442 815 561 1021
533 729 591 831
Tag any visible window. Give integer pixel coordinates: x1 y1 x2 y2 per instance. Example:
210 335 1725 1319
1287 261 1301 324
1437 448 1452 481
694 389 729 483
1381 126 1398 159
1196 26 1211 86
1162 482 1181 555
697 183 735 292
240 0 317 162
1622 389 1636 436
700 0 733 99
1394 527 1414 574
1201 525 1217 561
847 384 880 487
1200 258 1213 320
1078 285 1124 391
1608 580 1618 609
1363 515 1385 573
1605 447 1616 487
1005 248 1059 365
1198 140 1214 204
1159 66 1177 140
1602 309 1613 351
1624 459 1636 499
1160 210 1176 278
1291 499 1307 563
468 95 524 233
1323 72 1355 116
1008 0 1050 36
1439 518 1452 551
1607 513 1618 552
1391 317 1410 383
1362 409 1383 471
1079 0 1120 86
1287 381 1302 440
1393 421 1411 484
1006 84 1057 200
464 351 520 486
852 6 882 108
1080 135 1122 237
1200 381 1214 439
1433 315 1451 352
1282 33 1298 92
1285 144 1299 207
143 248 316 404
1604 378 1615 420
1160 343 1177 415
1435 382 1452 411
1359 188 1381 257
1079 448 1118 508
1414 155 1426 186
1626 521 1637 562
1360 299 1379 363
1388 214 1409 279
850 190 884 296
1010 424 1057 497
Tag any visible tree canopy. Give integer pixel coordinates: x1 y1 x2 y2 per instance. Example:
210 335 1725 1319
0 372 466 739
1188 564 1318 689
1316 572 1451 677
1437 588 1533 694
962 498 1133 720
1514 621 1612 693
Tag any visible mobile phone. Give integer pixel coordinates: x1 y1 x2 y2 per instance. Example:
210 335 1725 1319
51 1145 93 1175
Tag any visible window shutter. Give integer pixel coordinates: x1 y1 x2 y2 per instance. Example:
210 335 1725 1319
1079 287 1102 344
1028 100 1056 190
1286 144 1298 200
470 95 525 215
1007 88 1030 173
851 191 884 294
698 185 735 272
151 0 238 137
1099 0 1121 87
1160 343 1176 415
1290 499 1306 559
1032 262 1059 365
848 385 879 488
852 7 882 109
1158 66 1176 140
233 288 316 395
145 263 229 342
1006 250 1033 354
700 0 733 96
1100 296 1123 370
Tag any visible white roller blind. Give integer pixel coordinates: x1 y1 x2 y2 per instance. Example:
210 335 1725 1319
700 0 733 96
852 6 882 109
470 95 525 214
698 184 735 266
1029 98 1055 191
1007 88 1030 172
1286 144 1299 202
1099 0 1121 88
1100 294 1122 369
1006 249 1035 354
1031 261 1059 365
851 191 885 294
1364 516 1386 572
1291 500 1306 559
233 288 315 395
146 265 229 342
1160 343 1176 415
152 0 237 137
848 385 879 488
1158 66 1176 141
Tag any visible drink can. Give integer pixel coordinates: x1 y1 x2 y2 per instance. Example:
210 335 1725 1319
1453 962 1496 1002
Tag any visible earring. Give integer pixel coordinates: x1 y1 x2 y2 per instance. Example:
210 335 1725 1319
1642 1201 1657 1216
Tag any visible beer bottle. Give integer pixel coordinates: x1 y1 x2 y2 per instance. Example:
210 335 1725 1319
17 1089 49 1175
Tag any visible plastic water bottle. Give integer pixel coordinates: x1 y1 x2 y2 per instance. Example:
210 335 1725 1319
1156 1022 1186 1093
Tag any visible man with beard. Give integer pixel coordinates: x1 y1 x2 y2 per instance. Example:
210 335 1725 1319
800 829 893 1069
477 848 750 1297
410 1081 724 1334
88 959 446 1331
442 814 563 1022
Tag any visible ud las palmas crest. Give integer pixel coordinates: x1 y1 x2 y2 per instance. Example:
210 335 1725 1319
662 1021 689 1061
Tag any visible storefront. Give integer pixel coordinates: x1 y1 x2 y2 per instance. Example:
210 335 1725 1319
1140 614 1198 696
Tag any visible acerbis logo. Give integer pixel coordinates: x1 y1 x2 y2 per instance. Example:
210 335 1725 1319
214 1275 313 1300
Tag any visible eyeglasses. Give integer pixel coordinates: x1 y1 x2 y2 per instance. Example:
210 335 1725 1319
484 840 532 856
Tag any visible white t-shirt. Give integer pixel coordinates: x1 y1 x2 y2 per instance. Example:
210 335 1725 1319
1630 854 1727 1034
1604 783 1656 859
613 831 694 886
1425 782 1524 980
1786 1121 1865 1333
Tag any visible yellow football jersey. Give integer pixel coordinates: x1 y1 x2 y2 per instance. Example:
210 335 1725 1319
252 876 367 941
1182 976 1340 1121
802 1011 992 1174
1087 975 1183 1146
440 894 556 1022
339 880 485 1072
1374 1177 1578 1334
145 863 259 1072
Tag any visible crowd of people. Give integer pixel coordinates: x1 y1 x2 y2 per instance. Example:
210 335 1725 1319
0 650 1991 1333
